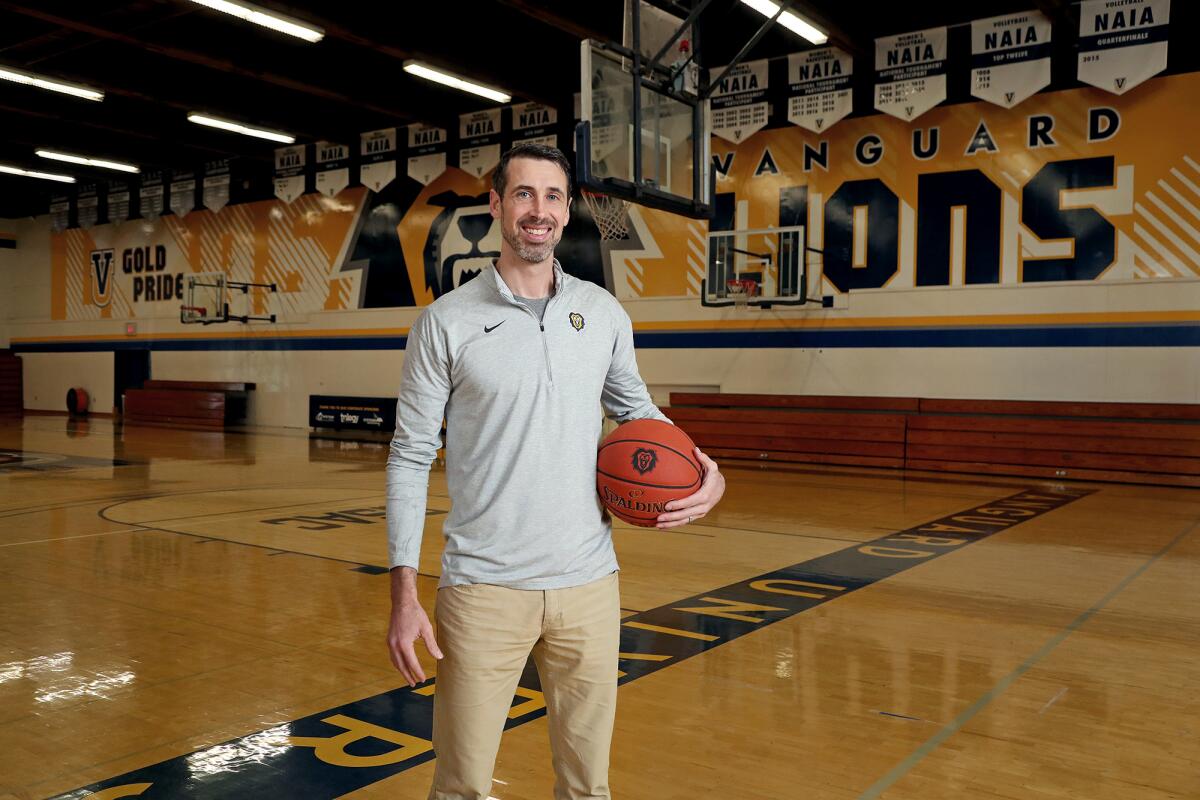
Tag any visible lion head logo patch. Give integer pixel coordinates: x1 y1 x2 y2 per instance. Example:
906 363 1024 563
632 448 657 475
569 312 585 331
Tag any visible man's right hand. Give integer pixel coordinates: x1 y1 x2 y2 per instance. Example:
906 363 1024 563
386 567 444 687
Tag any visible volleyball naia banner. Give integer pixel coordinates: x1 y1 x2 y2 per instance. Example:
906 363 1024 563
315 141 350 197
408 124 447 186
710 58 770 144
787 47 853 133
875 27 947 121
1078 0 1169 94
971 10 1052 108
360 128 397 192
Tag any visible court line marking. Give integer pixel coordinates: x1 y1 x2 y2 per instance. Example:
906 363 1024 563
0 528 145 548
857 516 1199 799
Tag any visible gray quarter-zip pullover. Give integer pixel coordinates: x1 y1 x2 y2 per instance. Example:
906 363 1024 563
386 260 668 589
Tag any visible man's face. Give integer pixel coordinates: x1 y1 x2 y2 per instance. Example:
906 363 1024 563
489 157 571 264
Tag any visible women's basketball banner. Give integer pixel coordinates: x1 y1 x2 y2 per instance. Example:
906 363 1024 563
787 47 853 133
458 109 502 178
274 144 307 203
874 27 947 121
710 58 770 144
139 171 164 219
76 184 99 229
202 158 231 212
169 170 195 217
107 182 130 225
315 141 350 197
1077 0 1169 94
407 124 447 186
971 10 1052 108
360 128 397 192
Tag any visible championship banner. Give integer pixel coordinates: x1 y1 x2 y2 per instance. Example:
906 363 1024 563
1078 0 1169 95
710 58 770 144
360 128 397 192
875 27 947 121
315 141 350 197
49 194 70 233
513 101 557 147
139 170 164 220
787 47 853 133
407 124 447 186
274 144 307 203
76 184 99 229
971 10 1052 108
107 181 130 225
202 158 231 212
169 169 195 217
458 109 502 179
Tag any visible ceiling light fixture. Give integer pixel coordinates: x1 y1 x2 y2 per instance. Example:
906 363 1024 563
0 65 103 101
0 164 75 183
187 113 295 143
402 61 511 103
738 0 828 45
186 0 324 43
36 150 140 173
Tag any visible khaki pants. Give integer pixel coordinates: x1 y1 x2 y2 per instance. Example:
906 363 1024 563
429 572 620 800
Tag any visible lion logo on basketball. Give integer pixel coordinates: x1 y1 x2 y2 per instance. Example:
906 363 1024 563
631 448 657 476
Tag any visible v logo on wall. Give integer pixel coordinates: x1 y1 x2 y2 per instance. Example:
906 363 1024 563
90 248 114 308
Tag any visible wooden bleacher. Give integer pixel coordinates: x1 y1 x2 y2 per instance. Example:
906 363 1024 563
667 393 1200 488
666 393 913 469
0 351 21 417
123 380 255 429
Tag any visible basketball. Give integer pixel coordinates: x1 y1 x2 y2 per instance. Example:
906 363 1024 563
596 419 703 526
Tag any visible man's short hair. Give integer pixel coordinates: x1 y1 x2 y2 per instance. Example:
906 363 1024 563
493 143 573 199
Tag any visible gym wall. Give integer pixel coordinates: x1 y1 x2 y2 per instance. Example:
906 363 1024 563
3 72 1198 425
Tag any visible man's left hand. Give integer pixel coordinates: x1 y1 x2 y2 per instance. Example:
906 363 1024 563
656 447 725 529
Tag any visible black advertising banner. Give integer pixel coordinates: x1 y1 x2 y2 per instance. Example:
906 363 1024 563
107 181 130 225
274 144 307 203
408 124 447 186
360 128 398 192
76 183 99 229
139 170 164 219
458 109 503 179
202 158 231 212
316 140 351 197
309 395 396 431
875 27 948 121
971 11 1052 108
1078 0 1169 94
512 101 557 147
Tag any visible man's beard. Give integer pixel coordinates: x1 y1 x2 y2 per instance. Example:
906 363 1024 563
503 221 560 263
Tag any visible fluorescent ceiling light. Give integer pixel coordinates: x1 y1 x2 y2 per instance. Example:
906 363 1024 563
739 0 828 45
187 0 324 43
403 61 511 103
0 65 103 101
36 150 140 173
0 163 75 183
187 113 295 143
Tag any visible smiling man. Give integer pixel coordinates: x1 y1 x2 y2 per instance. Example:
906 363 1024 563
385 143 725 800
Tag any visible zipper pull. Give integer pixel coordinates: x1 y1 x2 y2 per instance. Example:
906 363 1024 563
540 324 544 331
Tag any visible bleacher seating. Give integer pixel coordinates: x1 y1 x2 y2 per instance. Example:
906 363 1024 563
123 380 254 429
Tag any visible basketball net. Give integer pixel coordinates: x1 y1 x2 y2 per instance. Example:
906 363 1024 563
582 189 631 240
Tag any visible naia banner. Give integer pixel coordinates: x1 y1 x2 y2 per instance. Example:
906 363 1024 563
971 10 1052 108
874 27 948 121
787 47 853 133
1077 0 1170 94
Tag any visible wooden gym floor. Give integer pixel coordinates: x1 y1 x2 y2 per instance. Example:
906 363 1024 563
0 414 1197 799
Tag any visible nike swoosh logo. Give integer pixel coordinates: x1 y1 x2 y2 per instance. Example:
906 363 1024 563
483 321 505 333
